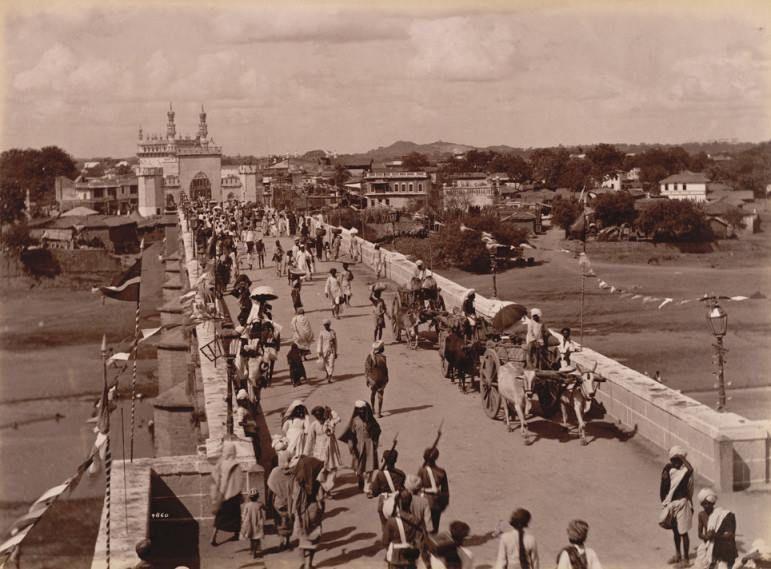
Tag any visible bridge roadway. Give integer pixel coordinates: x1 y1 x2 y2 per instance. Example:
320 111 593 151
209 235 768 569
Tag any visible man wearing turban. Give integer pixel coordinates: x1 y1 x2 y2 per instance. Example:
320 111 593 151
557 519 602 569
660 446 695 566
365 340 389 418
697 489 737 569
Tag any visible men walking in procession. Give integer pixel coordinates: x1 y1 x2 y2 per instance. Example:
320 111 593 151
339 400 381 494
316 319 338 383
365 340 389 418
325 268 343 319
418 447 450 535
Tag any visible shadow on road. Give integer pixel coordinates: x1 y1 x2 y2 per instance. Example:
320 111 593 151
316 537 382 567
383 404 433 417
319 525 355 546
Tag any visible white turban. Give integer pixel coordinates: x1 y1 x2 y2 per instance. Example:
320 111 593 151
531 308 543 318
697 488 717 504
669 445 687 459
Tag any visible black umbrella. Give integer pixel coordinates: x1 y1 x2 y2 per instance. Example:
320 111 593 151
491 303 528 332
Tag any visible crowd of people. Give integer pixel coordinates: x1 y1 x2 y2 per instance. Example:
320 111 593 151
177 198 747 569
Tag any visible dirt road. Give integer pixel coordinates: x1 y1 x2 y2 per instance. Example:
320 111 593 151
208 235 770 569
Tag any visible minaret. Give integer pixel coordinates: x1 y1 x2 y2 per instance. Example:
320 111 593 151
166 103 176 139
138 125 143 141
198 104 208 140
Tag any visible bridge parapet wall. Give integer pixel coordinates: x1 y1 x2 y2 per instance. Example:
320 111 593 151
314 217 770 491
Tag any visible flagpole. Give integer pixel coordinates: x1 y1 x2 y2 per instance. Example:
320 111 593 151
580 187 587 348
101 335 111 569
129 243 143 462
120 407 129 533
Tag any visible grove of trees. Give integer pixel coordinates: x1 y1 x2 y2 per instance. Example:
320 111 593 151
0 146 78 223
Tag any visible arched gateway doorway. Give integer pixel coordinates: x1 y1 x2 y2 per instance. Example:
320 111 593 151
190 172 212 202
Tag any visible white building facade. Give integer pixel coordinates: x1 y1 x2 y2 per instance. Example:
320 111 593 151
361 171 431 209
659 171 710 202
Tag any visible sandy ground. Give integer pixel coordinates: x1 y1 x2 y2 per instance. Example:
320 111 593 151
440 227 771 420
198 235 771 569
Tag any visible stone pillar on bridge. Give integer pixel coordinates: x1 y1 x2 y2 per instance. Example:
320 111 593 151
152 383 197 456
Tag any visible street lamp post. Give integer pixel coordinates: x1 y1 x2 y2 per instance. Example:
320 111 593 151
706 297 729 411
219 328 241 436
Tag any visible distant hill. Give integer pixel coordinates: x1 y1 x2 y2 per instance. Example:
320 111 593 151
340 140 479 162
335 139 764 163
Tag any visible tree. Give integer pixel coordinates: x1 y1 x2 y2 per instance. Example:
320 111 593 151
401 152 430 170
0 146 78 222
489 153 532 182
637 200 712 242
551 196 583 236
586 143 625 180
438 223 491 273
0 221 32 254
592 192 637 227
557 158 593 192
529 148 570 188
333 164 351 188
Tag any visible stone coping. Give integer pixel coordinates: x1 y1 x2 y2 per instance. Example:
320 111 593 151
153 382 193 409
157 327 187 350
159 299 184 314
162 275 183 290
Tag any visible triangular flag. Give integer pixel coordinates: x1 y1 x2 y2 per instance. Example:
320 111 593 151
728 296 749 301
631 295 642 300
658 298 673 310
140 327 162 341
107 352 130 365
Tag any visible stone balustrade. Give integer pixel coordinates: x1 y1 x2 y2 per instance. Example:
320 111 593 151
313 216 770 491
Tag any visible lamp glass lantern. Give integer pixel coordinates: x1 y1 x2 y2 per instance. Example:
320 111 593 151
707 303 728 337
219 328 241 359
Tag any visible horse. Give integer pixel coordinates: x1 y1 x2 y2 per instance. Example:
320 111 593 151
497 361 606 445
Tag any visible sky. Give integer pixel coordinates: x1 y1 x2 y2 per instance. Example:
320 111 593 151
1 0 770 158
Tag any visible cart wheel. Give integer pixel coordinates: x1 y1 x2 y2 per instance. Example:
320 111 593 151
480 350 501 419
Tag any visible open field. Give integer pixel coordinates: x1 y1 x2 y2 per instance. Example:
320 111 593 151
441 226 771 419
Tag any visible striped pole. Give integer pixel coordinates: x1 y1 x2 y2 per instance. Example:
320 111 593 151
105 433 112 569
129 295 140 462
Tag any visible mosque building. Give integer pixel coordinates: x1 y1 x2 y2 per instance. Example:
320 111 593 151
136 104 261 215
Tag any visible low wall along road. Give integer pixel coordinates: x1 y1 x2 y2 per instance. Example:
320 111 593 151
312 217 770 491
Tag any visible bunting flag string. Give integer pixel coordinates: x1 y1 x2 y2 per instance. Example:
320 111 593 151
577 252 766 310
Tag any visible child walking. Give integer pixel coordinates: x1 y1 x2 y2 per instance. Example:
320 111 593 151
241 489 265 559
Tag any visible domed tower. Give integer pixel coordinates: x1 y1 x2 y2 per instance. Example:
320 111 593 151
198 104 208 140
166 103 176 139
